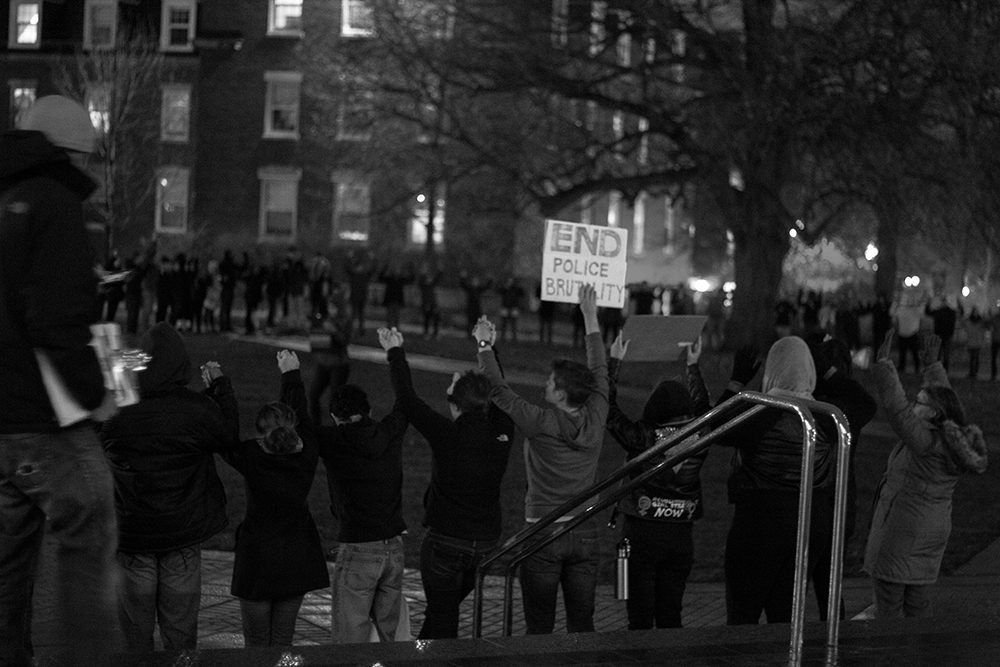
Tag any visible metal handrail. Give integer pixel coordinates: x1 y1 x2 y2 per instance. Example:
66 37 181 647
471 391 851 667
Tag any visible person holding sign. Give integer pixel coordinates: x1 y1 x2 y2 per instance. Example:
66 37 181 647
605 334 711 629
475 284 608 635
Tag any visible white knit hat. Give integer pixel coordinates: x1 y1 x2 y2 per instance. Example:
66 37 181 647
18 95 96 154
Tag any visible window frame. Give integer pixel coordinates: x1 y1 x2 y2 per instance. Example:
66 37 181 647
263 71 302 140
8 80 37 128
154 166 190 235
83 0 117 51
160 0 197 52
341 0 375 38
258 167 302 243
268 0 304 37
160 84 192 143
331 171 371 245
8 1 42 49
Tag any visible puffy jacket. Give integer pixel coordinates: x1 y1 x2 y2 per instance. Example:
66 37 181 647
0 131 104 432
101 323 239 553
864 361 988 584
606 358 710 523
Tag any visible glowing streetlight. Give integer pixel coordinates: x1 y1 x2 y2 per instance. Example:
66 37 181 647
963 286 971 297
789 229 797 238
911 276 920 287
865 243 878 261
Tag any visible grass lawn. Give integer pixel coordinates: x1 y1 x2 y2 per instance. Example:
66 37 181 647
182 328 1000 583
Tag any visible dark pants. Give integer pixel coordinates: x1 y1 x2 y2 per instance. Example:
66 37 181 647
897 334 921 374
417 530 497 639
245 299 260 334
538 315 554 346
309 362 351 428
125 296 142 334
239 595 304 647
385 302 403 329
622 518 693 630
422 308 440 338
220 288 235 331
938 335 953 370
872 578 931 619
352 299 367 335
519 519 599 634
969 347 982 379
0 425 118 667
724 494 832 625
267 295 280 327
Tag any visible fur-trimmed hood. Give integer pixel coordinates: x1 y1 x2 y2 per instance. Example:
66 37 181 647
941 421 989 474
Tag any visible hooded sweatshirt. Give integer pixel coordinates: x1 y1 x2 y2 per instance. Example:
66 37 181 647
479 331 609 521
0 131 104 432
101 323 238 552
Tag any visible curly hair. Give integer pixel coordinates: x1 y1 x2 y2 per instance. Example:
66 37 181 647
447 371 492 415
254 402 301 454
329 384 370 421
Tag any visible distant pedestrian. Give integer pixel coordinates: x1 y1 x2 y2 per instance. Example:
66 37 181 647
219 250 239 332
498 277 525 343
926 296 959 371
965 308 986 380
417 262 442 339
243 255 266 335
379 261 413 330
460 271 491 334
309 288 352 428
347 250 374 336
865 330 987 618
308 251 332 324
892 290 925 374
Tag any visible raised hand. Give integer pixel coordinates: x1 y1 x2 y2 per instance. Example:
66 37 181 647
473 316 494 345
610 331 630 360
578 283 598 319
920 333 941 368
200 361 223 387
876 329 895 363
277 349 299 373
686 335 703 366
377 327 402 351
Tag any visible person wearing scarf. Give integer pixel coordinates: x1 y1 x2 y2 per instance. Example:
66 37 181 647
864 330 988 618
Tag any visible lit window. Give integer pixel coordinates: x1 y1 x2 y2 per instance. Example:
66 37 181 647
161 0 196 51
332 172 371 244
589 1 606 57
263 71 302 139
269 0 303 35
9 82 36 127
87 85 110 137
259 167 301 241
161 85 191 143
409 184 445 248
155 167 190 234
8 2 41 48
84 0 117 50
342 0 374 37
551 0 568 48
337 94 373 141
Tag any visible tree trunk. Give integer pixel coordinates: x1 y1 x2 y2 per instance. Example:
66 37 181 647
873 194 900 302
726 184 790 350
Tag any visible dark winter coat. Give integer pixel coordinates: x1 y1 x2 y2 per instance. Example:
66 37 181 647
606 358 710 523
225 369 330 600
101 323 238 553
0 131 105 432
387 346 514 541
318 404 409 543
864 361 988 584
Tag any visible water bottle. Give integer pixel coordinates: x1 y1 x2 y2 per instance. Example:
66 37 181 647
615 537 630 600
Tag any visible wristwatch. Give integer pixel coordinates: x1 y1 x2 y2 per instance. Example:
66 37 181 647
478 339 490 349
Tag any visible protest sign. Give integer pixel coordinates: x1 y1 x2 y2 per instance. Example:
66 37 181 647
540 219 628 308
620 315 707 362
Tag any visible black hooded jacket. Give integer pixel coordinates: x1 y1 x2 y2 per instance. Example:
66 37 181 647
606 358 711 522
0 131 104 432
101 323 239 553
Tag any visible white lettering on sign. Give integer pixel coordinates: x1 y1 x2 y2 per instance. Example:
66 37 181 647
541 219 628 308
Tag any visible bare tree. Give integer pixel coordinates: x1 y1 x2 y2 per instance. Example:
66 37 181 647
54 27 163 256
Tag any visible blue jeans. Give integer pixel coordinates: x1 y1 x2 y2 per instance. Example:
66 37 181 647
239 595 304 647
417 530 497 639
117 547 201 652
330 536 405 644
519 519 599 634
0 425 118 667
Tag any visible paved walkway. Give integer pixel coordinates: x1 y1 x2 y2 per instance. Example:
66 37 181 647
186 544 999 649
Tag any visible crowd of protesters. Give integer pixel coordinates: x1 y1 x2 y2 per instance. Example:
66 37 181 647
0 96 992 664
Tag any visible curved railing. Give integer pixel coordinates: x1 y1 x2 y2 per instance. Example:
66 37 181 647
472 391 851 667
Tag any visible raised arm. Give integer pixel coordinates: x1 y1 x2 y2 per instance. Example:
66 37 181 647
605 333 650 456
381 327 452 439
874 330 936 454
